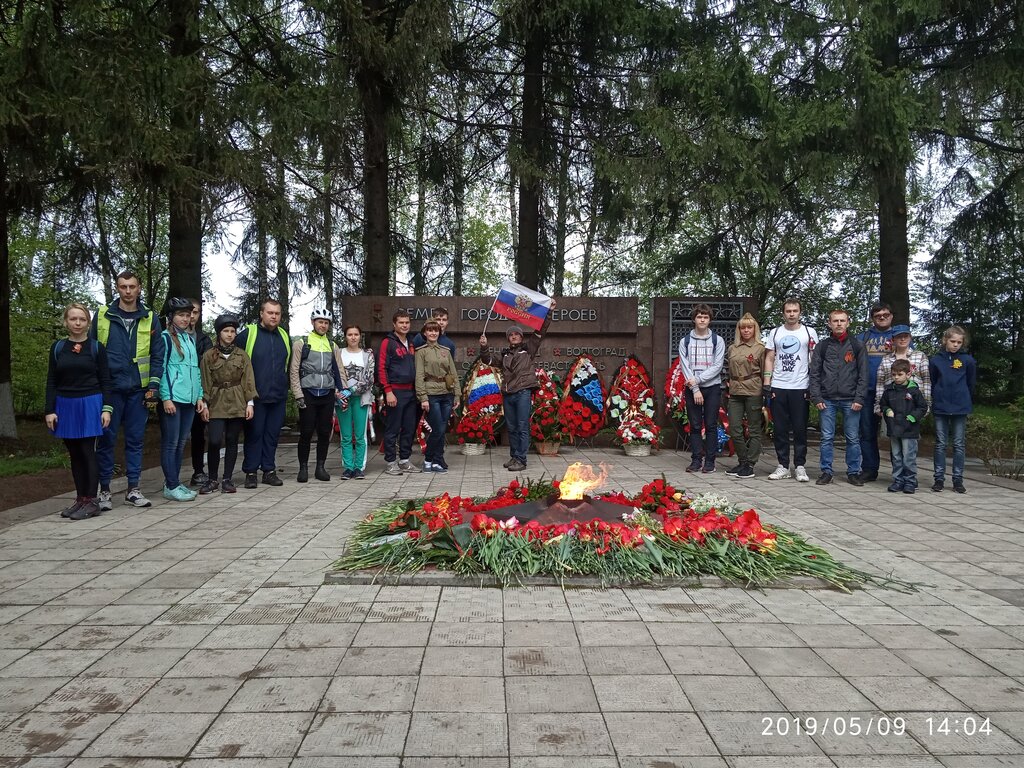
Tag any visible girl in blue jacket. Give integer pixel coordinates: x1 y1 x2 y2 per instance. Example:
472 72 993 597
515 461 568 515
160 298 207 501
928 326 976 494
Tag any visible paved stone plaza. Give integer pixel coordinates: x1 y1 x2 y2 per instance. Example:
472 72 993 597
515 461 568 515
1 444 1023 767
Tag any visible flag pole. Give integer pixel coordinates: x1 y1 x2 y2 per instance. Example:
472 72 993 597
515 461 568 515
482 294 497 338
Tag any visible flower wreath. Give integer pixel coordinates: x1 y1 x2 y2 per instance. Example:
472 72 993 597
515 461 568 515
559 354 606 438
606 355 656 431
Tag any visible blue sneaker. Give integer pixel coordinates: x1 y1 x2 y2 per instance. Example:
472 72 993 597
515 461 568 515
432 463 448 474
163 485 196 502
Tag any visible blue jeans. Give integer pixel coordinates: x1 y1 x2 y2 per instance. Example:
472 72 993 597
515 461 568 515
860 389 881 473
425 394 453 465
933 414 967 483
684 384 722 466
890 436 919 490
818 399 862 476
504 389 533 463
242 399 286 473
159 403 195 489
97 388 149 489
383 389 418 463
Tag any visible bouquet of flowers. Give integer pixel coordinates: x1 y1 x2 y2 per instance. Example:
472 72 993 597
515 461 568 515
616 410 662 446
454 411 499 445
530 368 567 443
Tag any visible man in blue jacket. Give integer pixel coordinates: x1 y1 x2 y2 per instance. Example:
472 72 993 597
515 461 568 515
91 270 165 510
236 300 291 488
856 302 895 481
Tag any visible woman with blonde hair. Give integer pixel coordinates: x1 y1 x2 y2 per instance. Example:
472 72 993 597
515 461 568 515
45 303 113 520
725 312 767 479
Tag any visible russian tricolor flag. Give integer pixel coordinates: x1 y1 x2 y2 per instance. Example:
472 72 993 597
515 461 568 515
490 280 553 332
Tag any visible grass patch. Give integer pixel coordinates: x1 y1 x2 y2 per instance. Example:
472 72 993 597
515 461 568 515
0 450 69 477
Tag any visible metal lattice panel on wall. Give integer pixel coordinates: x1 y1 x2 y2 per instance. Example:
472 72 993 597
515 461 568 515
669 300 745 360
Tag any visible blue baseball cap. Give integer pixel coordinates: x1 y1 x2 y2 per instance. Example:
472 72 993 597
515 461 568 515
891 324 912 336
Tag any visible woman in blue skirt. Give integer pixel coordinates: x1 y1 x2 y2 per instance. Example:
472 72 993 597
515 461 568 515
45 303 113 520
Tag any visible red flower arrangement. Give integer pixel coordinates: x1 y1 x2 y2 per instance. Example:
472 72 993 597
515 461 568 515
454 411 499 445
341 471 917 591
531 368 568 443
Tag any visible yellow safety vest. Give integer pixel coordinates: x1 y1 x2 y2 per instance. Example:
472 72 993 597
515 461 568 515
96 306 156 387
244 324 292 370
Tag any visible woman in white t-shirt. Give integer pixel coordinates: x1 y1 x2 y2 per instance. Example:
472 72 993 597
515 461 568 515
336 324 376 479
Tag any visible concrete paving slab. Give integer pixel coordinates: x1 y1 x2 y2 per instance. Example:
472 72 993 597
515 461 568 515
0 445 1022 764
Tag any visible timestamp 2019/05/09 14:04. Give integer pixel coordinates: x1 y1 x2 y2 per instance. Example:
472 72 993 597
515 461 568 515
761 715 994 738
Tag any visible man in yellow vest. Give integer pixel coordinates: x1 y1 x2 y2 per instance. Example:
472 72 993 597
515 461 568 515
235 299 291 488
90 270 165 510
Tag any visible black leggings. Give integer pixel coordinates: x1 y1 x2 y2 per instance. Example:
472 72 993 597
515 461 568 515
207 418 243 480
298 393 335 464
64 438 98 499
190 415 207 475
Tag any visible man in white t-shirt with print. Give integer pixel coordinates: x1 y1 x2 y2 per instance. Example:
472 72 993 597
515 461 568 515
677 303 725 473
763 298 819 482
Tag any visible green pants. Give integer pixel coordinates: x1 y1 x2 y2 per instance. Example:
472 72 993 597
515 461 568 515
337 401 371 470
727 394 763 464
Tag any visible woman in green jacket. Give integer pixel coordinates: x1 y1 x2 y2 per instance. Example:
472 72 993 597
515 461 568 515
200 314 257 493
415 319 460 473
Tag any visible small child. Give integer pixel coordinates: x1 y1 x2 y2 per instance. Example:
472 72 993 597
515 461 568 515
928 325 976 493
879 359 928 494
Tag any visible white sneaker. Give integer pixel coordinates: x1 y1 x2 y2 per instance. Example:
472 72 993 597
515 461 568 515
794 466 810 483
97 490 113 511
768 465 791 480
124 488 152 508
423 462 436 472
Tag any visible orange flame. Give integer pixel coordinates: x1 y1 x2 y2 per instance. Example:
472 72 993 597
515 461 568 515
558 462 610 500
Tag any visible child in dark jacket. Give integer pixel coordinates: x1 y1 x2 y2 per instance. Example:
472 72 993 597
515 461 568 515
928 326 976 493
879 359 928 494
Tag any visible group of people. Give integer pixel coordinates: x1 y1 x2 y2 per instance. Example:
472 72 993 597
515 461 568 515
45 278 976 521
44 279 557 521
45 272 376 520
373 301 555 475
677 299 977 494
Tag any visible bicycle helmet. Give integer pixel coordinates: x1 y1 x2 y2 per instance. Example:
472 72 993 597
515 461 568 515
214 314 240 334
310 307 333 322
166 296 193 315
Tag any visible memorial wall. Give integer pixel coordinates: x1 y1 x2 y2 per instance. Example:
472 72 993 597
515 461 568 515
341 295 756 425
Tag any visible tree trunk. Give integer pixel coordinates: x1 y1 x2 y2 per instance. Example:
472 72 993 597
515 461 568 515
516 20 545 291
275 159 290 328
580 191 598 297
871 28 910 325
452 79 466 296
322 167 335 315
874 159 910 325
358 48 392 295
169 184 202 306
553 108 570 296
0 152 16 438
413 149 426 294
257 218 270 299
167 0 203 306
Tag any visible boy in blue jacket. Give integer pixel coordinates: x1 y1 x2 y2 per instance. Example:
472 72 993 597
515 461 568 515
928 326 976 493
